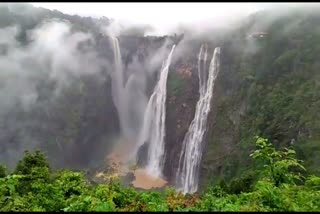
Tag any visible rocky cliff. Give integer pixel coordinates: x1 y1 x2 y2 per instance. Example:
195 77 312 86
1 3 320 192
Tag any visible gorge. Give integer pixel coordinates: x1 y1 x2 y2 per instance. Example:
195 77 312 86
0 3 320 200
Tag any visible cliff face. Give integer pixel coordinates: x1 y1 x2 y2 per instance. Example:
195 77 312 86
199 8 320 188
0 3 171 170
198 40 246 189
2 3 320 191
164 8 320 189
163 56 199 184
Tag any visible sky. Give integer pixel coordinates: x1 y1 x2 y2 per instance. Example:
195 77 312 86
29 3 303 35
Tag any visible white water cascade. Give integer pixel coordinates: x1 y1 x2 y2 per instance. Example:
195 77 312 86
136 45 176 177
109 36 127 137
176 46 221 194
109 36 148 164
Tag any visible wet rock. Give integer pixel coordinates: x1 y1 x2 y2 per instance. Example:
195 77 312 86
122 172 135 186
137 142 149 168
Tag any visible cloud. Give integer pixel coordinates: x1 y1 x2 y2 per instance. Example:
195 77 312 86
31 3 262 37
0 19 109 168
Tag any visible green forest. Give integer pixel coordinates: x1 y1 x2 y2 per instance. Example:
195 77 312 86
1 137 320 211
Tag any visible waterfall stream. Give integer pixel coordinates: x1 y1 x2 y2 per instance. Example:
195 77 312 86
137 45 176 177
109 36 148 164
176 46 221 194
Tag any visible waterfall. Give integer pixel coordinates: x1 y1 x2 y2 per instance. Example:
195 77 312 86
136 45 176 177
109 36 127 138
109 36 148 164
176 46 221 194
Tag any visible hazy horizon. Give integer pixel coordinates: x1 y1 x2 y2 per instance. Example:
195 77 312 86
29 3 302 36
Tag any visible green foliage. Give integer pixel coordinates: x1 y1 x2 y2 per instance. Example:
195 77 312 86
54 170 88 199
250 137 305 186
305 175 320 190
0 165 6 178
14 150 50 176
167 71 187 97
228 170 257 194
196 137 320 211
0 140 320 211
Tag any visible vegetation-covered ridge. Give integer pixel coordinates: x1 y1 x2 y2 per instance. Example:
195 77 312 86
200 6 320 187
0 137 319 212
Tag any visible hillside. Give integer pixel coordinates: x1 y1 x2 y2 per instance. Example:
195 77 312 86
0 3 320 211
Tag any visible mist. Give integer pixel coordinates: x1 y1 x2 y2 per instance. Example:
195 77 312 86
0 18 111 168
1 2 319 172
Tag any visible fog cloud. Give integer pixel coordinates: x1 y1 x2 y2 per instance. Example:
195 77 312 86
0 19 109 168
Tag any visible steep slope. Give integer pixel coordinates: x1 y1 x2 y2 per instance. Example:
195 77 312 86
1 3 320 193
199 7 320 189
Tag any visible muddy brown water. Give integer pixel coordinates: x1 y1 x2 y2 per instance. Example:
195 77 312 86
102 138 168 190
132 168 167 189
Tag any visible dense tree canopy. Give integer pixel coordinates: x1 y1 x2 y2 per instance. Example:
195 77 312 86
0 138 319 211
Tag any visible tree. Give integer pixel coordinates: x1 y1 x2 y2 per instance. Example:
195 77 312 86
14 150 50 176
250 137 305 186
0 165 6 178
